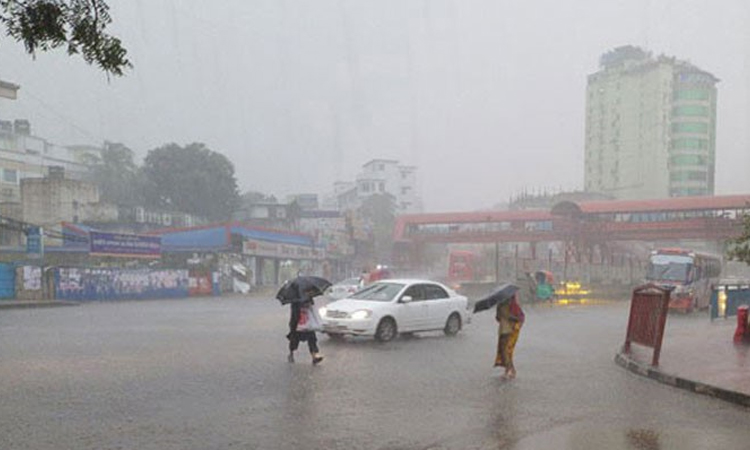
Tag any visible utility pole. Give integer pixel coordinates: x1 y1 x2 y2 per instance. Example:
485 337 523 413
494 241 499 283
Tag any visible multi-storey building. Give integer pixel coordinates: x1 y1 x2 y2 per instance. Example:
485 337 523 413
333 159 423 213
585 46 718 199
0 120 100 203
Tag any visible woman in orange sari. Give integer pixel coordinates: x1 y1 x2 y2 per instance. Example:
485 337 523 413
494 294 525 379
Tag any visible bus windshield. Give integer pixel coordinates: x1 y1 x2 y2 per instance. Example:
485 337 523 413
646 254 693 283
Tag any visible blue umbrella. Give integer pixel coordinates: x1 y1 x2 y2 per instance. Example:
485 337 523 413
473 283 519 313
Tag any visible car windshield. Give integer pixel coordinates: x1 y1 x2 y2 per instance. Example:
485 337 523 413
348 282 405 302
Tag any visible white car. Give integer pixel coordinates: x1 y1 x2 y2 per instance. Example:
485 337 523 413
327 277 364 300
319 279 471 342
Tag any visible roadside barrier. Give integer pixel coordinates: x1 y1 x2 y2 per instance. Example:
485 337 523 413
623 283 671 366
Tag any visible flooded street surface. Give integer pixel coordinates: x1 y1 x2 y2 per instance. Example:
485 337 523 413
1 295 749 449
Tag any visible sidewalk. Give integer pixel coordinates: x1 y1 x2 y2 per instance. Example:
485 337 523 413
616 315 750 407
0 299 79 309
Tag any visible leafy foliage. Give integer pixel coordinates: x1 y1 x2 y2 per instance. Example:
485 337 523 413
86 141 142 206
0 0 130 76
727 213 750 265
142 143 240 221
240 190 277 205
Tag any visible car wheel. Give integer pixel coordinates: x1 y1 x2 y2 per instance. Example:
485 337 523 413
375 317 397 342
444 313 461 336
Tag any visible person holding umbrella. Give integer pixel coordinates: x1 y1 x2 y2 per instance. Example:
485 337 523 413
276 276 332 365
473 283 525 379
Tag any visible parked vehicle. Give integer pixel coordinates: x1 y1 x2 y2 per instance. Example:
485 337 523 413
447 250 479 283
319 279 471 342
327 277 364 300
646 248 722 313
532 270 555 301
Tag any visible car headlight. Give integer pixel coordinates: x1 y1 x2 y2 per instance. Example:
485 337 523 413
318 307 328 317
349 309 372 320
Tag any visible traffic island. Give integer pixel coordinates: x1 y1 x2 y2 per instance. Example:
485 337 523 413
615 350 750 408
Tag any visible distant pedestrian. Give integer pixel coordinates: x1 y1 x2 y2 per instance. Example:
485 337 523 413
494 294 525 379
287 292 324 365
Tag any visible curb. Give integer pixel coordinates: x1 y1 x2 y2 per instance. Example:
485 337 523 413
0 300 80 310
615 352 750 408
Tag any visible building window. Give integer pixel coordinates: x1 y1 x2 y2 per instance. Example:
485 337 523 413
674 89 710 101
671 155 705 166
672 122 709 134
672 105 709 117
2 168 17 184
671 138 708 150
378 182 385 192
670 171 707 182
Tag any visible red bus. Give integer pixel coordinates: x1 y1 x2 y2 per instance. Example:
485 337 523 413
645 248 722 313
448 250 479 282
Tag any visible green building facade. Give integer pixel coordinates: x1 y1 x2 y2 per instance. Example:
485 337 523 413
585 46 718 200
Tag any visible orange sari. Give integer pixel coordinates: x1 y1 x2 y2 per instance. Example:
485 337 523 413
495 322 521 368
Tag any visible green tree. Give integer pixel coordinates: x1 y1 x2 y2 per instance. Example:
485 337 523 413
142 142 240 221
0 0 130 76
727 213 750 264
239 190 277 205
358 194 396 263
86 141 142 206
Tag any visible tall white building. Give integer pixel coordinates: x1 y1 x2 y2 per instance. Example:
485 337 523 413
585 46 718 200
332 159 423 213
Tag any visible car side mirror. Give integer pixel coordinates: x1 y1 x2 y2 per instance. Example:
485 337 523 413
401 295 413 303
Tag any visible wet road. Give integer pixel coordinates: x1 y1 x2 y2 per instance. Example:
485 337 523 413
1 295 749 450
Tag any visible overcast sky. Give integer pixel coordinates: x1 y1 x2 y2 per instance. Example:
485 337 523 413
1 0 748 211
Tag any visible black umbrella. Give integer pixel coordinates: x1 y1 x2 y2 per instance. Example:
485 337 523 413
472 283 519 313
275 276 332 305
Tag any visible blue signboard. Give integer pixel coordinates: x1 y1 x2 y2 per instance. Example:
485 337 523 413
89 231 161 258
26 226 42 255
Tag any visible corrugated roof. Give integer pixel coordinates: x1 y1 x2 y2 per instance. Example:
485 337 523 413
393 210 553 241
151 223 314 252
571 195 750 214
230 226 313 246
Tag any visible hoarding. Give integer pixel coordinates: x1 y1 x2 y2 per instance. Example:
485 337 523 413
89 231 161 258
242 238 323 260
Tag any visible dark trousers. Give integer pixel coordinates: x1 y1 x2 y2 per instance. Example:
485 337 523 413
288 302 319 354
288 331 319 354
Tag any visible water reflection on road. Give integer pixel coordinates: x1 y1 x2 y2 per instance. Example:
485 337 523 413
1 296 749 449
